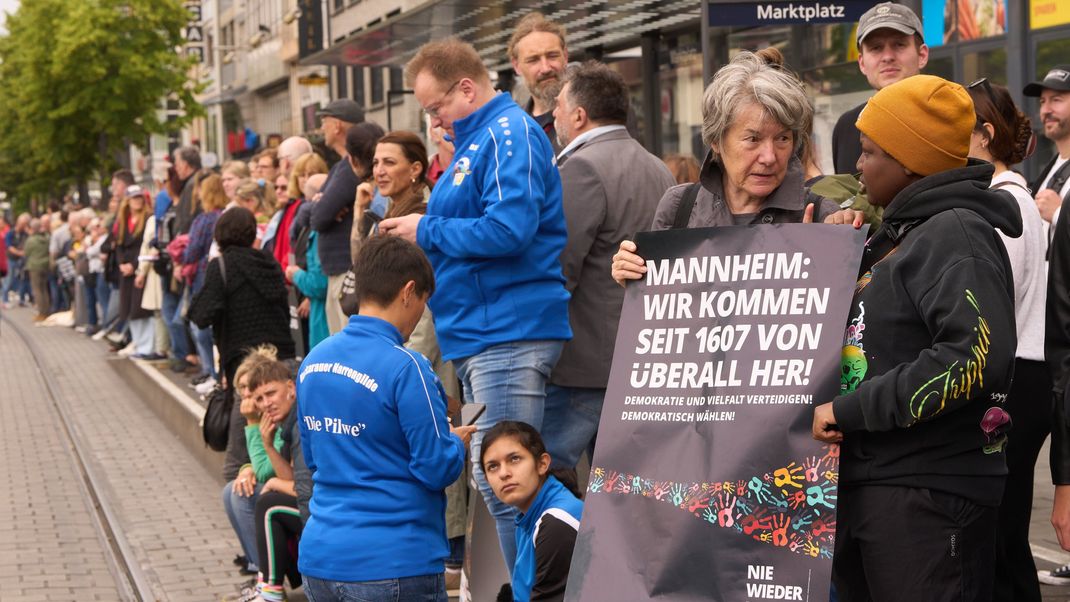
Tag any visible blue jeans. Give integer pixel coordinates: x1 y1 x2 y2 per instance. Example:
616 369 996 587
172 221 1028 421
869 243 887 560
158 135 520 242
2 258 27 304
541 385 606 470
222 481 263 571
457 339 563 573
304 573 446 602
191 321 217 378
161 283 189 359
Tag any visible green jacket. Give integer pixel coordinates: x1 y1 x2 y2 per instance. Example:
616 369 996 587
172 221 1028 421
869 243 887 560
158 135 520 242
24 232 50 272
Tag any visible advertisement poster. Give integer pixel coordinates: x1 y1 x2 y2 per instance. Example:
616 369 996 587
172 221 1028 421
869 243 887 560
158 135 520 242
1030 0 1070 29
565 224 866 601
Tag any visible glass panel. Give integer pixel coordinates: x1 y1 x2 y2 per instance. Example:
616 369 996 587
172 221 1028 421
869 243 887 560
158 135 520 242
370 67 384 106
659 31 704 160
931 0 1009 44
960 46 1008 84
353 66 365 107
336 66 348 99
604 49 645 147
1030 36 1070 170
926 54 956 80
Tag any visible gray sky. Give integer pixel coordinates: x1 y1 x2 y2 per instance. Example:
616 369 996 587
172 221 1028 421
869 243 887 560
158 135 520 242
0 0 19 36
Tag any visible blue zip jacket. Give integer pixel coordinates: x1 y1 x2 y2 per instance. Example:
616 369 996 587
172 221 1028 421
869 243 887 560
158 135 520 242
296 315 465 582
416 93 572 361
513 475 583 602
291 231 329 349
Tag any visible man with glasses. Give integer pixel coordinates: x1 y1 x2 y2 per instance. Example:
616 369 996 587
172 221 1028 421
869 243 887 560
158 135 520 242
381 38 571 572
831 2 929 174
254 149 279 183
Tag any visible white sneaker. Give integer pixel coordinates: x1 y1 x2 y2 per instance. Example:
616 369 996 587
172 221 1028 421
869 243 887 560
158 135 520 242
194 377 218 396
117 342 137 357
1039 563 1070 585
91 328 109 341
74 325 88 333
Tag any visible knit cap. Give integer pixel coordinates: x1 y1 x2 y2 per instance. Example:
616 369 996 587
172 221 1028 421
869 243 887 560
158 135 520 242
856 75 974 176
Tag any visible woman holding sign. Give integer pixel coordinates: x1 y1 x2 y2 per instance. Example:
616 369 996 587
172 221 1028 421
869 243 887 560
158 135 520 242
611 50 858 286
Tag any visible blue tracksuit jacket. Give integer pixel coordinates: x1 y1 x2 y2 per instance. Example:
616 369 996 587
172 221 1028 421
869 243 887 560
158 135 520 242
296 315 465 582
416 93 572 361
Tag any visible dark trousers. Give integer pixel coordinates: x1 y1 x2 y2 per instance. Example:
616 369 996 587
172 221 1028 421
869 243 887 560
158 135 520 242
994 359 1052 602
834 485 997 602
254 491 302 588
29 269 50 316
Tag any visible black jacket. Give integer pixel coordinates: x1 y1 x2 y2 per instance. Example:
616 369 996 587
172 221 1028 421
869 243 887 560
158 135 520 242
187 246 295 373
1047 191 1070 484
310 159 359 276
831 103 865 175
832 160 1022 506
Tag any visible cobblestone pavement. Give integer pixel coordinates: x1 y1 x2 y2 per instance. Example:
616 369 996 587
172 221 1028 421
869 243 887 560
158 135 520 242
1 306 252 601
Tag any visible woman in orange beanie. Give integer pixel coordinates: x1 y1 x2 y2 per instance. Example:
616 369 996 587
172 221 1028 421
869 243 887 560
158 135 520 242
812 74 1022 600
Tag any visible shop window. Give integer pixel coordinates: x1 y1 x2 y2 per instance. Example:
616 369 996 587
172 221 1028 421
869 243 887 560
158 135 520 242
353 67 366 107
658 32 704 161
604 48 645 147
960 47 1008 85
370 67 384 106
925 0 1008 45
1036 36 1070 73
389 67 404 105
336 66 349 100
925 55 956 80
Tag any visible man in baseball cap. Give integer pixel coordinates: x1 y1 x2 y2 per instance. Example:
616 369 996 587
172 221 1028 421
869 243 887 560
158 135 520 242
1034 64 1070 589
830 2 929 174
315 98 365 124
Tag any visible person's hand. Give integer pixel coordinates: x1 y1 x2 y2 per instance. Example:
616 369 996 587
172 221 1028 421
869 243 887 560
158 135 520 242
240 395 260 424
285 265 301 282
297 297 310 319
119 263 134 276
819 208 866 228
379 213 423 243
356 182 375 211
233 466 256 497
261 477 281 495
1037 189 1062 224
260 415 278 447
451 424 477 447
1053 485 1070 551
134 273 145 289
612 240 646 287
812 402 843 443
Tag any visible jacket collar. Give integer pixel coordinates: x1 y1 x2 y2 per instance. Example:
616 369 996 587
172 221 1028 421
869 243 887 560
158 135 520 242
344 314 404 346
515 474 566 528
453 93 520 145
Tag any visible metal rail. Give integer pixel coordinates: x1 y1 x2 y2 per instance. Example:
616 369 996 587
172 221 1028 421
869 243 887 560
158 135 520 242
1 313 161 602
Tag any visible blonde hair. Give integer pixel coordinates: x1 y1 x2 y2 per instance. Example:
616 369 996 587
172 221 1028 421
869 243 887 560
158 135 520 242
198 174 228 212
221 160 250 179
234 179 276 216
240 345 293 392
288 152 328 199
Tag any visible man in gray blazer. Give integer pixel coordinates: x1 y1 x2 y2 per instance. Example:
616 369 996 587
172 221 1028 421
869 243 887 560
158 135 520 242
543 61 677 469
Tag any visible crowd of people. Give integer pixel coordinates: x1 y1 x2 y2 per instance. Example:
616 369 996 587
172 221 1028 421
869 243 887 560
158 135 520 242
3 3 1070 601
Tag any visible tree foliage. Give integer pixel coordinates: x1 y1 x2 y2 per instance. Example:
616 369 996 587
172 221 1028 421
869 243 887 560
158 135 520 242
0 0 203 208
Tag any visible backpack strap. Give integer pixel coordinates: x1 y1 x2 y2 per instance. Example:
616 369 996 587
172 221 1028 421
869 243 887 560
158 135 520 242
672 183 701 229
992 180 1031 195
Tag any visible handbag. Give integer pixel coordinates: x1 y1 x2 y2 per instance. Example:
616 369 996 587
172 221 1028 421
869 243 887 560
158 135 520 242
202 384 231 452
201 254 230 451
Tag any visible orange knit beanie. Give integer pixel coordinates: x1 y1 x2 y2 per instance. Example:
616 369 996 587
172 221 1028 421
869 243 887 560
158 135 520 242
856 75 975 176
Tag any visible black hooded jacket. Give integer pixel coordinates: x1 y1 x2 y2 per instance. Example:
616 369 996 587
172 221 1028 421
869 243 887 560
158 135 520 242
188 246 295 374
831 160 1022 506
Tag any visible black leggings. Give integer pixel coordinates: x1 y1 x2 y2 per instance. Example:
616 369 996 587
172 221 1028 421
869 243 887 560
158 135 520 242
254 491 303 588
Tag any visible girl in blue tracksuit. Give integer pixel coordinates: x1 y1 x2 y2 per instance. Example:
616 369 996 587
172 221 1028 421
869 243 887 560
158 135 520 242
481 421 583 602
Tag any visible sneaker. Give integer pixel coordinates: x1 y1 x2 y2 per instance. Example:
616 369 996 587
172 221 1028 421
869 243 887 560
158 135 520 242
194 377 218 396
1039 563 1070 585
190 373 212 388
74 325 88 333
91 328 109 341
132 352 167 361
117 342 137 357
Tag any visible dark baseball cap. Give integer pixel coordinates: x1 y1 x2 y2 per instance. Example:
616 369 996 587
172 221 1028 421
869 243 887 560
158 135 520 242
316 99 365 124
856 2 924 45
1023 65 1070 97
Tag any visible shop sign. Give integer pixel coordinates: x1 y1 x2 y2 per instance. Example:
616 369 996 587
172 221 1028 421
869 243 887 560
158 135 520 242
1031 0 1070 28
298 0 325 59
707 0 876 25
184 2 204 63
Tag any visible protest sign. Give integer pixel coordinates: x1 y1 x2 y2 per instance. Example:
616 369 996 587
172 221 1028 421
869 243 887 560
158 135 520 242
565 223 866 601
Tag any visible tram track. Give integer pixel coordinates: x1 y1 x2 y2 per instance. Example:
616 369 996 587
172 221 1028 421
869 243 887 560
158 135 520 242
1 313 161 602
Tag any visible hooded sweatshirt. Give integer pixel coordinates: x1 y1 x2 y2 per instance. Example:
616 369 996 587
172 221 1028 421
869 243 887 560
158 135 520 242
187 245 295 372
832 160 1022 506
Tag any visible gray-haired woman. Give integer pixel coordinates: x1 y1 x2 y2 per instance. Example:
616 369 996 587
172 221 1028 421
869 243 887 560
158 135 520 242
612 50 860 285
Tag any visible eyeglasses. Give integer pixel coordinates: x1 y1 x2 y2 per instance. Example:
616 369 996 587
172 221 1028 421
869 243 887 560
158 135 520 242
274 185 287 191
968 77 997 104
424 79 461 119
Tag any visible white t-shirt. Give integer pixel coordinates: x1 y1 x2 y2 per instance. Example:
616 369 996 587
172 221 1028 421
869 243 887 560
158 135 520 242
992 170 1046 361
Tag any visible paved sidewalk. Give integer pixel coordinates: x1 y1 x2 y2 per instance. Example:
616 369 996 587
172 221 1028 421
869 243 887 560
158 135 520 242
1 306 251 601
0 314 121 601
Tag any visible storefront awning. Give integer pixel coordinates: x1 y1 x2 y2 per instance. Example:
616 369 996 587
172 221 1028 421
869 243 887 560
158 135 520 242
300 0 701 71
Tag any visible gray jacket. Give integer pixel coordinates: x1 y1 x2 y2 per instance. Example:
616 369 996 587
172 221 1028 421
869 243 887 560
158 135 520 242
651 153 839 229
551 128 677 388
